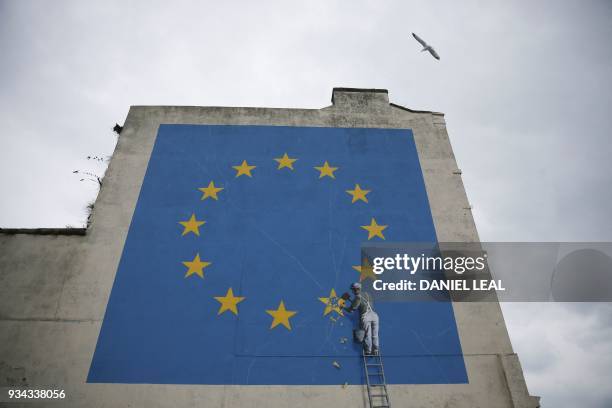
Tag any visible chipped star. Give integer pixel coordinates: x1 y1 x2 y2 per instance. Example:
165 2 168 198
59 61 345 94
318 288 346 316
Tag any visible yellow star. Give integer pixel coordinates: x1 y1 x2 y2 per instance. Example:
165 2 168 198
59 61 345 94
346 184 371 203
274 153 298 170
178 213 206 236
198 181 224 200
233 160 256 177
361 218 388 240
314 161 338 179
266 300 297 330
352 258 377 282
318 288 346 316
214 288 245 316
182 253 211 279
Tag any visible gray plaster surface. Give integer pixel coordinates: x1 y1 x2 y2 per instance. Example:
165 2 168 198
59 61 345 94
0 88 539 407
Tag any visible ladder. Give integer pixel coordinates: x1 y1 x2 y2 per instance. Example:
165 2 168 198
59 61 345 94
362 349 391 408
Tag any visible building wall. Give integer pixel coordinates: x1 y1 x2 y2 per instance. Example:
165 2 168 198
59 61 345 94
0 88 538 407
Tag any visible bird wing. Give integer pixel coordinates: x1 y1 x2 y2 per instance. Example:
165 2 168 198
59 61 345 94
429 48 440 60
412 32 427 46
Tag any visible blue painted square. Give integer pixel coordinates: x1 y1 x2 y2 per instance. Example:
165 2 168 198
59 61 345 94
87 125 468 385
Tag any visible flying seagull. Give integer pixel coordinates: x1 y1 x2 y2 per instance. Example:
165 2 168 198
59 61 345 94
412 33 440 60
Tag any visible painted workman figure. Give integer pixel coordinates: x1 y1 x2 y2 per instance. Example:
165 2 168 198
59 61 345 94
344 282 379 355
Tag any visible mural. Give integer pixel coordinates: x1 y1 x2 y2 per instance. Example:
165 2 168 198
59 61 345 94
87 125 467 385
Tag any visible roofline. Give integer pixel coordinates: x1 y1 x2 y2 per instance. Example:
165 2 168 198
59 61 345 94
129 88 444 116
390 102 444 116
0 228 87 236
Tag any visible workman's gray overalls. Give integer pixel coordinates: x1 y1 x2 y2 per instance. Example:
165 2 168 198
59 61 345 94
360 294 379 354
351 293 378 354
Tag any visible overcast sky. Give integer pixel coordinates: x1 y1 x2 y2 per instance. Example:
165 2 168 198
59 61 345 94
1 1 611 406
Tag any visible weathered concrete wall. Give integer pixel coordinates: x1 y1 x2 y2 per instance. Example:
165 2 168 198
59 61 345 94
0 88 538 407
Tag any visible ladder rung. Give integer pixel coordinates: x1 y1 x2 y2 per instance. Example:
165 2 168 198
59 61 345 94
364 348 389 407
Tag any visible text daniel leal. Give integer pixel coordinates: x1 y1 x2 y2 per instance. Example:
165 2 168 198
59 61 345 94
373 279 506 291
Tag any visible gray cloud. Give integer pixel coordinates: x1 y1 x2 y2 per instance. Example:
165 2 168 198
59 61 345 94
503 303 612 407
1 0 611 406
